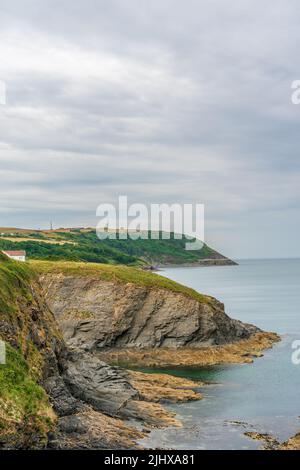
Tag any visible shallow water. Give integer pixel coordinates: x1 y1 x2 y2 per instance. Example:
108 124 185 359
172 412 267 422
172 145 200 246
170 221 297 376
140 259 300 450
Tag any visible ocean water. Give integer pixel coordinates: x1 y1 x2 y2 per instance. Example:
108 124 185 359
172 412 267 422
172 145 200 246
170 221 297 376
140 259 300 450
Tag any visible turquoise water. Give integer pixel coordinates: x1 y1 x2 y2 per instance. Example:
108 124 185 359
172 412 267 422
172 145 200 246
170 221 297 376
140 259 300 450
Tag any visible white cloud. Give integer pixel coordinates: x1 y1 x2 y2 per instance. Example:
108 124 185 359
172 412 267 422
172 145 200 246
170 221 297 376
0 0 299 257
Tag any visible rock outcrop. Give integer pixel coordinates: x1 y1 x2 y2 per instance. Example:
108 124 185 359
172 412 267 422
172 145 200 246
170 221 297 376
0 257 279 450
0 256 202 449
279 431 300 450
99 331 279 368
41 274 259 352
0 254 63 448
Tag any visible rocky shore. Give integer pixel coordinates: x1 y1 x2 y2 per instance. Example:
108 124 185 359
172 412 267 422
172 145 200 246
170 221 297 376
34 264 280 447
239 429 300 450
0 256 205 449
46 354 203 449
97 331 280 368
280 432 300 450
157 258 238 268
0 257 280 449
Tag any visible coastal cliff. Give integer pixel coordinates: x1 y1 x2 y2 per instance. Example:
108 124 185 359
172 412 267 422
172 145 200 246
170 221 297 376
0 252 62 448
36 261 278 369
0 227 236 267
0 255 201 449
40 272 257 352
0 257 279 449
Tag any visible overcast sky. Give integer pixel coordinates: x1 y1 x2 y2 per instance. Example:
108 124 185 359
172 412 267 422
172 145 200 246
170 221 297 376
0 0 299 259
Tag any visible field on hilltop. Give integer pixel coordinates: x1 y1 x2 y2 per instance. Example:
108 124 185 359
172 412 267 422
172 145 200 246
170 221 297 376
0 227 234 266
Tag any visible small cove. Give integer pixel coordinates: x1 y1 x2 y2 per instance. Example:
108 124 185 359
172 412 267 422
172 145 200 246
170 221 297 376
138 259 300 449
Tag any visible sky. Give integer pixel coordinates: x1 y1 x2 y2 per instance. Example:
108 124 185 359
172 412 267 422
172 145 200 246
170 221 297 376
0 0 299 259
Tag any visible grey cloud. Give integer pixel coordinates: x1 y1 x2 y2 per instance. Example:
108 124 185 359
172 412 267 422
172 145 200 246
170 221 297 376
0 0 299 258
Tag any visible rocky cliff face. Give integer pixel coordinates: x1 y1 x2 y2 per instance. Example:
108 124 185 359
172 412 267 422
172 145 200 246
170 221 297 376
0 258 278 450
0 257 202 449
0 255 63 448
41 273 258 352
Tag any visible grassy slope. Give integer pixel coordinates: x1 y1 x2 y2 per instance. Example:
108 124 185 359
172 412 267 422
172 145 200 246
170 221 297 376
0 228 230 266
0 252 211 446
32 259 210 304
0 253 55 447
0 245 214 447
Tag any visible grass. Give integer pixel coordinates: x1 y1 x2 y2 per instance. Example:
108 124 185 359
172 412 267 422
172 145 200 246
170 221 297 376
0 344 54 447
0 253 35 317
0 227 229 266
0 249 211 447
31 259 209 304
0 254 35 299
0 254 55 446
0 236 76 245
0 344 50 416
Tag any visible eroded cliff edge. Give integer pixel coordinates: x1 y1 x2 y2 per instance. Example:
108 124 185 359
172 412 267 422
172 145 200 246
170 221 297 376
37 261 278 367
0 257 279 449
0 256 201 449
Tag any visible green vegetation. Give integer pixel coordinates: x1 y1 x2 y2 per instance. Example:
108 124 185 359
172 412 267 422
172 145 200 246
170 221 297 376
0 230 138 265
0 344 52 427
31 259 209 304
0 231 220 449
0 233 219 447
0 252 35 321
0 228 228 266
0 255 55 447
